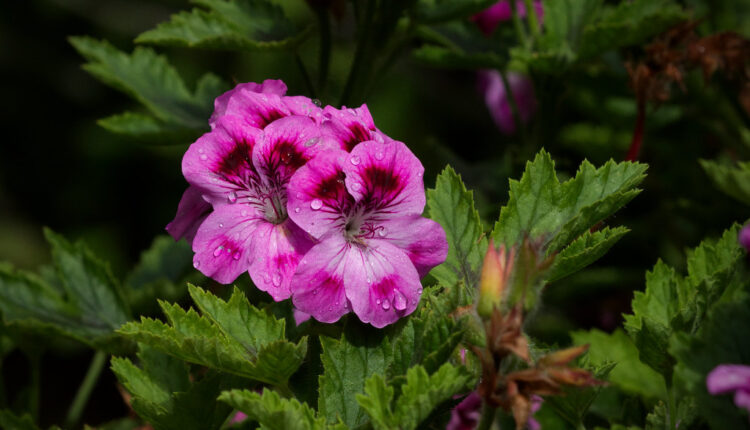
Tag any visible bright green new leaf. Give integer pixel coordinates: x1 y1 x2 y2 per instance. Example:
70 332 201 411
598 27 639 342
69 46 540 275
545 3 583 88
700 159 750 205
111 345 237 430
670 298 750 430
118 286 306 385
135 0 309 51
492 151 646 254
623 224 746 376
69 36 227 141
357 363 472 430
318 326 392 428
571 329 665 399
218 388 343 430
0 230 130 351
426 166 488 290
547 226 630 282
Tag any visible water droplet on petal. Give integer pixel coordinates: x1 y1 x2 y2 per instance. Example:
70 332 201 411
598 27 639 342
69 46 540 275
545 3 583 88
198 148 204 154
312 98 322 107
294 207 301 213
350 156 360 165
227 191 237 203
394 292 407 310
200 154 208 161
241 210 248 216
382 299 391 310
263 274 271 284
272 273 282 286
376 299 381 305
378 227 387 237
366 278 372 284
352 182 361 191
193 260 200 269
304 137 320 147
375 151 384 160
213 246 224 257
232 251 241 260
311 199 323 210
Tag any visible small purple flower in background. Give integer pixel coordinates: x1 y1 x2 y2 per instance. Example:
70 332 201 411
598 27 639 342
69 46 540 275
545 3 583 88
739 224 750 253
707 364 750 414
528 395 543 430
287 141 448 327
477 70 537 135
471 0 544 36
447 392 482 430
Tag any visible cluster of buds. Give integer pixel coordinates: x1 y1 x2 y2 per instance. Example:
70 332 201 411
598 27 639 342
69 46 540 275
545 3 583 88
470 239 602 429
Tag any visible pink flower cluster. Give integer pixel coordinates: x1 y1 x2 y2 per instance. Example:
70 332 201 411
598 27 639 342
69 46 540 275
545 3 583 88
167 80 448 328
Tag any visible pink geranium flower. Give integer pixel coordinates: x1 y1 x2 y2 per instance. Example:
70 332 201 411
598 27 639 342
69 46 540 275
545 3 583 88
707 364 750 413
286 141 448 327
165 185 212 245
477 70 537 135
472 0 544 36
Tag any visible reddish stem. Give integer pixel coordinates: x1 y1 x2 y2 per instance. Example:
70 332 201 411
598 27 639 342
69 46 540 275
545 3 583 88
625 100 646 161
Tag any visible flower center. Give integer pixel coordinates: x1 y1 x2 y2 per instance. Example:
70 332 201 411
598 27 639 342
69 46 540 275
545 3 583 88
262 190 287 224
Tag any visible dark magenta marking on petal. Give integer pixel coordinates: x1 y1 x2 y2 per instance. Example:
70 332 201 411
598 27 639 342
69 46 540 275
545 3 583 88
274 253 300 271
371 276 397 298
363 166 405 197
276 140 307 170
315 171 347 200
343 123 372 152
257 109 286 129
218 139 253 176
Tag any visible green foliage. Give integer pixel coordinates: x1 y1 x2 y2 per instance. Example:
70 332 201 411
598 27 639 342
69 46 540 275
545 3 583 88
0 229 130 351
623 224 746 376
111 345 237 430
492 150 646 254
670 297 750 429
69 36 227 141
219 388 344 430
571 329 665 399
0 410 43 430
357 363 472 430
412 44 504 70
700 159 750 205
414 0 497 23
547 227 630 282
135 0 310 51
544 361 616 428
117 285 306 386
426 166 488 290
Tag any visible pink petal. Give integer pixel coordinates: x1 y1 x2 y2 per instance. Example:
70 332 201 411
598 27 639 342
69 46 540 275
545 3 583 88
707 364 750 394
210 80 288 127
447 392 482 430
284 95 324 123
735 389 750 411
322 104 388 151
230 411 248 424
253 116 337 189
291 235 352 324
376 216 448 277
293 309 311 325
739 224 750 252
477 70 537 135
246 219 315 301
182 115 262 206
343 140 426 218
287 148 352 239
221 89 292 129
165 186 212 244
343 239 422 328
191 205 265 284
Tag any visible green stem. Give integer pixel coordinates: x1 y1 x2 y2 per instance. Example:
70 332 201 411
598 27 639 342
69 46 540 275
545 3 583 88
340 0 376 106
498 69 525 138
667 386 677 430
315 6 331 93
294 53 317 99
476 404 497 430
28 353 41 423
509 0 529 48
523 0 541 39
65 351 107 428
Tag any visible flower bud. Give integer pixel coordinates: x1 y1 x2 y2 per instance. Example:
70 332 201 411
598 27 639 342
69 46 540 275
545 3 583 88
477 240 515 318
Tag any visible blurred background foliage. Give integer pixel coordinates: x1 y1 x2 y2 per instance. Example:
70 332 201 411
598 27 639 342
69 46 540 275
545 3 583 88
0 0 749 426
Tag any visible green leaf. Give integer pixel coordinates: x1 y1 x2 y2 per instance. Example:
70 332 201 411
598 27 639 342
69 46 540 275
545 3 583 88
547 226 630 282
700 159 750 205
412 45 504 70
643 398 697 430
414 0 497 23
570 329 665 399
357 363 472 430
492 151 647 253
69 36 227 140
318 326 392 428
545 360 616 428
0 230 130 351
135 0 309 52
117 285 306 385
426 166 488 290
670 297 750 429
111 345 237 430
0 410 41 430
623 224 746 376
219 388 337 430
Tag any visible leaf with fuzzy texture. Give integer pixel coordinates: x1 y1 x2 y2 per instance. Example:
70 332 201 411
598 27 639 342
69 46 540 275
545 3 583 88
700 159 750 205
117 285 306 385
426 166 488 290
547 226 630 282
623 224 746 376
492 151 646 254
135 0 309 51
70 37 227 141
111 345 237 430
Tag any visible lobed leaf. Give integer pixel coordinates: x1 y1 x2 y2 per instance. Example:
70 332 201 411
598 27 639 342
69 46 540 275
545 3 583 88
547 226 630 282
218 388 340 430
700 159 750 206
426 166 488 290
